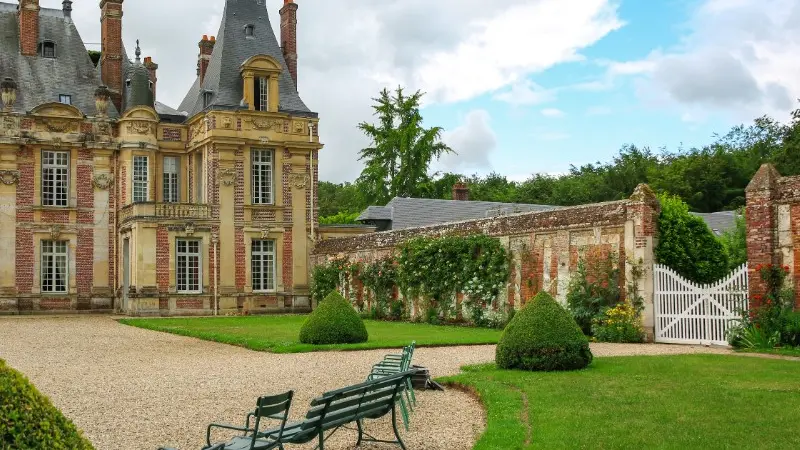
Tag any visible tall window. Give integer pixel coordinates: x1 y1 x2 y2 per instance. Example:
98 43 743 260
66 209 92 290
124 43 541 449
163 156 179 203
133 156 148 203
253 76 268 111
176 239 201 293
42 150 69 207
41 241 68 293
251 240 275 292
251 149 273 204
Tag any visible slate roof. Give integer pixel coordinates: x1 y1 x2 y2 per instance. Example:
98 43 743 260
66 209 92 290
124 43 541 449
0 2 120 117
691 211 739 236
357 196 740 235
178 0 316 118
357 197 561 230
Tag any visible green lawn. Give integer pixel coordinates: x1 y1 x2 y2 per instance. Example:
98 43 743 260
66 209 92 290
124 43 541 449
118 315 502 353
439 354 800 450
738 347 800 358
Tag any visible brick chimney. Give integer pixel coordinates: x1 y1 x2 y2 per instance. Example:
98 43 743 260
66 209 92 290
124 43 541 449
280 0 299 88
100 0 124 112
144 56 158 101
453 182 470 201
18 0 40 56
197 35 215 84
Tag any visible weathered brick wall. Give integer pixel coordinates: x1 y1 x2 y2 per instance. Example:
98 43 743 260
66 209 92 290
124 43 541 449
18 0 40 56
746 164 800 308
280 0 299 87
313 185 660 332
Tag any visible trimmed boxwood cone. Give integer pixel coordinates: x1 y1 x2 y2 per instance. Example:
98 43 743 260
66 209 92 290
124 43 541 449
496 291 593 371
299 291 368 345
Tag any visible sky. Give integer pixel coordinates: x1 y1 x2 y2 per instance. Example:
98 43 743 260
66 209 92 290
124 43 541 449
40 0 800 183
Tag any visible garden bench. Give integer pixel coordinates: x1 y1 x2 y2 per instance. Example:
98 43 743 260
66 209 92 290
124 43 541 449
367 342 417 429
259 369 418 450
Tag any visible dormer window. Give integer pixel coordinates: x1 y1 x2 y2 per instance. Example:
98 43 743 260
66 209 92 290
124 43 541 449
254 77 268 111
203 91 213 108
58 94 71 105
40 41 56 58
244 25 255 38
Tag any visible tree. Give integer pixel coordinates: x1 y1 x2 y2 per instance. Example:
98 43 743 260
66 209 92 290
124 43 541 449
357 86 453 205
719 209 747 270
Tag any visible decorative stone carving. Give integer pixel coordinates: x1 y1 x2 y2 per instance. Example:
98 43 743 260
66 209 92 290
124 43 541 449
0 170 20 185
293 120 305 134
1 78 17 112
259 136 270 145
51 137 62 148
222 116 232 129
185 222 195 236
50 225 63 241
190 120 205 139
2 115 19 137
92 173 114 190
260 225 270 239
94 85 111 117
219 168 236 186
42 118 77 133
290 172 309 189
126 121 155 135
247 117 282 132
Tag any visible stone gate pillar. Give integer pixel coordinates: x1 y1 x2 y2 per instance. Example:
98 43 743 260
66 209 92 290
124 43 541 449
745 164 781 308
626 184 660 341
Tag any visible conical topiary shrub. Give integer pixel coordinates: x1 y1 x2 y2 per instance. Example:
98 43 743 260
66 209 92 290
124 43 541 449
496 291 592 371
299 291 369 345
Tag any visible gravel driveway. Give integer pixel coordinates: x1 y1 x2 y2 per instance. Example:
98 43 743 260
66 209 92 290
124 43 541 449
0 316 730 450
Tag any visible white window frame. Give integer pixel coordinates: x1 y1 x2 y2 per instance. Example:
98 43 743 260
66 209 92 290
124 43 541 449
258 76 268 112
59 94 71 105
41 240 68 293
176 239 202 294
251 149 273 205
251 239 276 292
163 156 179 203
42 150 69 207
133 155 149 203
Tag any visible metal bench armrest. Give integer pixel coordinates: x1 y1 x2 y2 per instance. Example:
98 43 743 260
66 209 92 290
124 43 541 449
207 422 254 446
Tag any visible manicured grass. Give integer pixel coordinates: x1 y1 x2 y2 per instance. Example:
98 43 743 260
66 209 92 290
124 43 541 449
118 315 502 353
738 347 800 358
439 354 800 449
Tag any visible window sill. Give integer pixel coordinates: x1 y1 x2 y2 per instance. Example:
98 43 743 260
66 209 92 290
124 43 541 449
176 292 204 295
32 206 77 212
252 290 278 295
245 204 283 210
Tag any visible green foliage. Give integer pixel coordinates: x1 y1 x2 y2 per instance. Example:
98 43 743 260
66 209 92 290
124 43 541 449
319 211 361 225
397 234 509 322
317 181 368 217
719 209 747 270
729 264 797 350
655 194 730 283
87 50 101 67
495 292 592 371
357 86 453 205
299 291 368 345
0 359 94 449
566 252 621 335
354 257 400 320
310 258 351 303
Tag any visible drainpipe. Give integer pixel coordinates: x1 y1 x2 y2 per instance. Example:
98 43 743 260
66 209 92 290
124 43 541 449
212 232 219 316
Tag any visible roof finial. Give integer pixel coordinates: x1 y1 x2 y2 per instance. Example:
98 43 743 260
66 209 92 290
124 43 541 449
135 39 141 63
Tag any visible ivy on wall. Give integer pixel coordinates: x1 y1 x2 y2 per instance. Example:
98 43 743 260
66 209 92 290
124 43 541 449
310 234 510 324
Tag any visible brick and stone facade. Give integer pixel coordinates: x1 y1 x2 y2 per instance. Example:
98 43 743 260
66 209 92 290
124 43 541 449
0 0 321 316
313 184 661 338
746 164 800 308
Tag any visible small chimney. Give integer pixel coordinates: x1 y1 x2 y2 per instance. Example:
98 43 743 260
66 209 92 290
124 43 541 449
453 182 470 201
18 0 41 56
198 35 215 83
100 0 124 112
62 0 72 18
144 56 158 101
280 0 299 88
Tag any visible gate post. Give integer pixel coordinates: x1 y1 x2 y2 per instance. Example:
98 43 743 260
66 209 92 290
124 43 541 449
626 184 660 342
745 164 780 309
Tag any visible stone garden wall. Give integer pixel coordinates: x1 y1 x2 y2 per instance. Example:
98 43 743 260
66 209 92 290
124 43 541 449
746 164 800 308
312 184 661 338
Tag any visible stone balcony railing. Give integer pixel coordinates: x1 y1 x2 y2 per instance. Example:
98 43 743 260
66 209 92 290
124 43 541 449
118 202 211 223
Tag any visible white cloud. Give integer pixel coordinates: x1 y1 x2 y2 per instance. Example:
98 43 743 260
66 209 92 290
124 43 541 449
437 110 497 173
493 80 557 105
45 0 622 182
541 108 566 118
606 0 800 121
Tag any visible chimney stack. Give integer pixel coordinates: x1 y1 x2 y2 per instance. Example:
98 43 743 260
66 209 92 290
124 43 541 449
18 0 40 56
452 182 470 201
100 0 124 112
144 56 158 101
198 35 215 84
62 0 72 18
280 0 299 89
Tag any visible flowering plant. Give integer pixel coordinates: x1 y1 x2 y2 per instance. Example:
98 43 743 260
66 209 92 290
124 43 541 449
591 302 645 343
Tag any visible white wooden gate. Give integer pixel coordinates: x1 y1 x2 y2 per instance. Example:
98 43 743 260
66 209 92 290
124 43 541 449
654 264 749 346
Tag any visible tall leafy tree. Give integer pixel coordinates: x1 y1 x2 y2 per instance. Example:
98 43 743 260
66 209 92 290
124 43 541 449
357 86 453 205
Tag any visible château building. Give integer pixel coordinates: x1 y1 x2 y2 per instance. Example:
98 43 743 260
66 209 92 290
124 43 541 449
0 0 322 315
